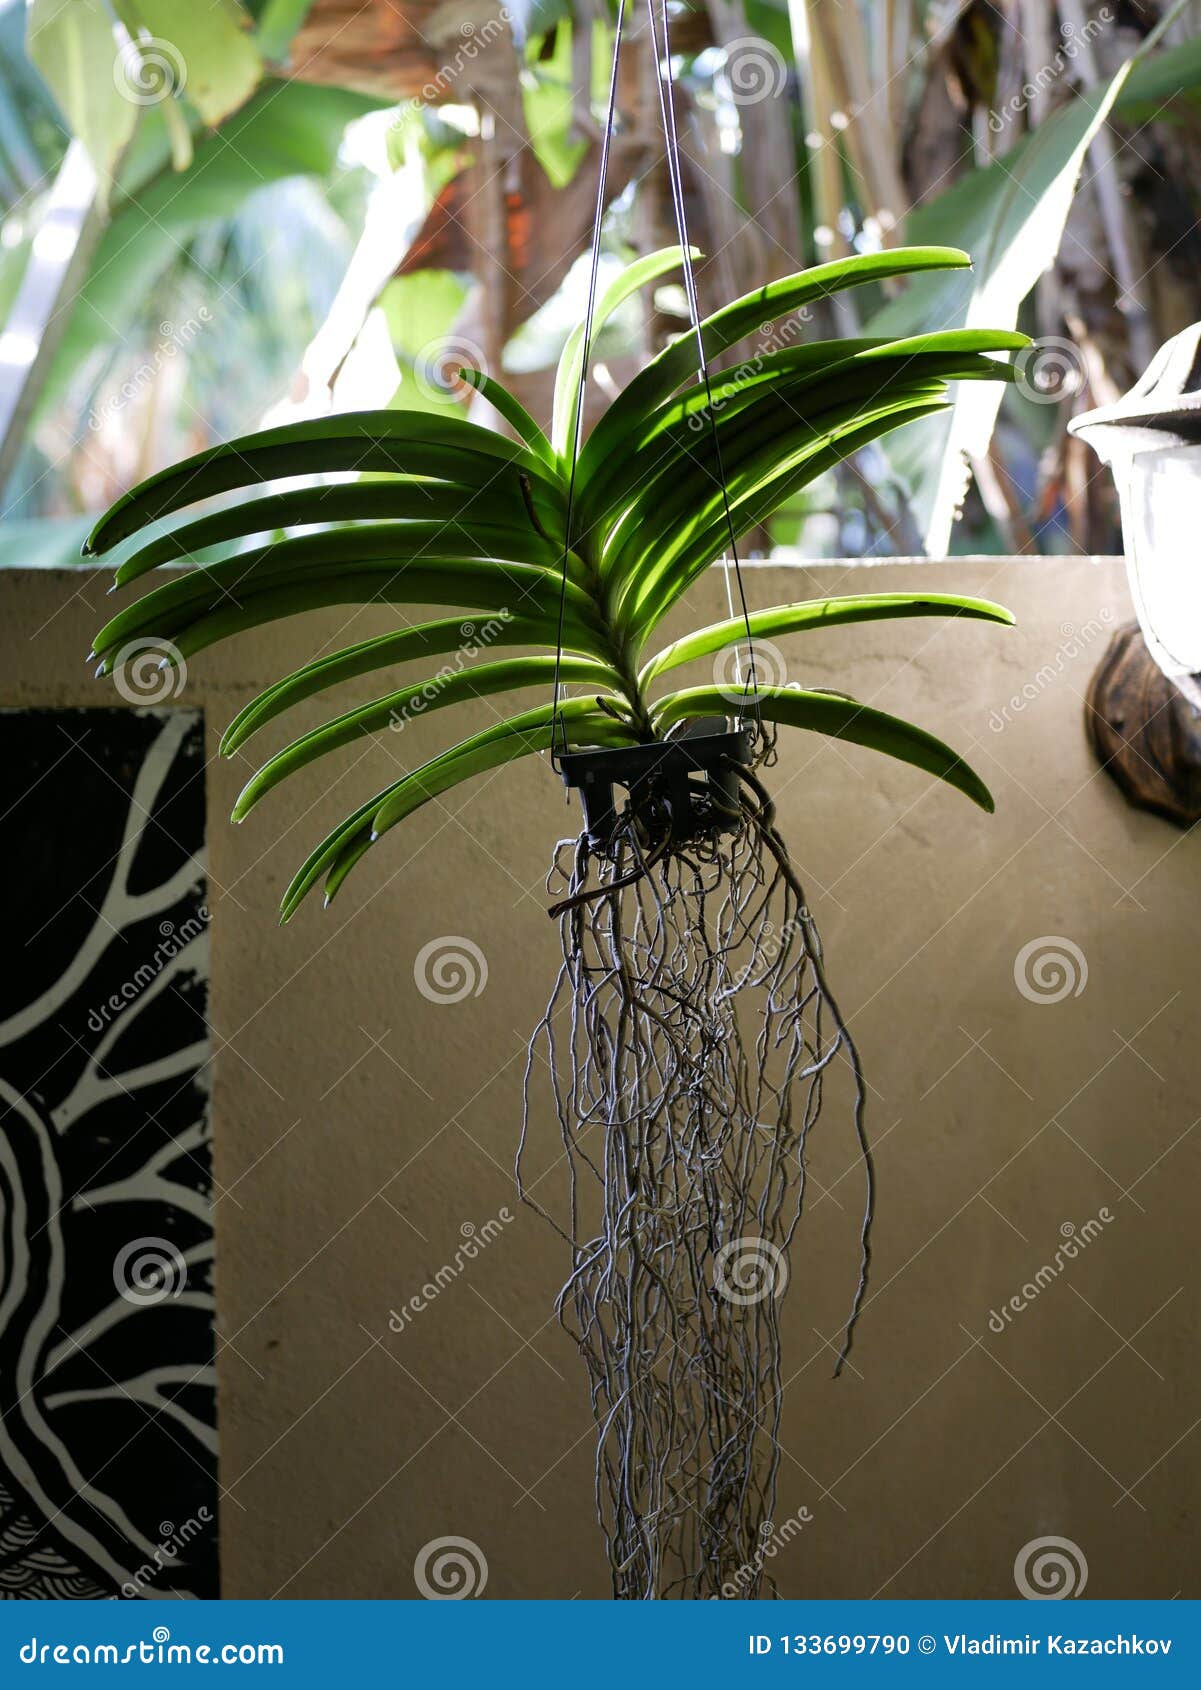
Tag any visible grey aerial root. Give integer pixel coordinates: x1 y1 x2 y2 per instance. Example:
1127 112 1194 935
520 765 873 1599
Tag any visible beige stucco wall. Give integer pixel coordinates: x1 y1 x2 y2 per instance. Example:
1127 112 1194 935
2 555 1197 1601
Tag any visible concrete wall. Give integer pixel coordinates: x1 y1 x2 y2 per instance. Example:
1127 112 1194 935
3 556 1198 1600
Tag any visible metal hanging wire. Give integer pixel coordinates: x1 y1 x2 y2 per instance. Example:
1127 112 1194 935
551 0 628 766
643 0 760 730
551 0 760 763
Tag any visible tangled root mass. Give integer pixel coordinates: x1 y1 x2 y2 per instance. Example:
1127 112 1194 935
520 765 872 1599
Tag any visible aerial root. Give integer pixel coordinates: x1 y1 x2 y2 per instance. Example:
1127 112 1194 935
520 777 871 1599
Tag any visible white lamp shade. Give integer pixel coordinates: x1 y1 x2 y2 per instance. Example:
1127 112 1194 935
1069 321 1201 697
1122 444 1201 681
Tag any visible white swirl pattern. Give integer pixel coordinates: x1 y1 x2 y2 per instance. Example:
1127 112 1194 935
0 710 215 1598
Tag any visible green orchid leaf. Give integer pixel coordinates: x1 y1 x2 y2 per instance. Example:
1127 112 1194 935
234 655 620 820
283 699 635 921
651 685 994 812
640 405 956 631
551 245 698 459
368 699 635 842
460 369 558 468
93 541 597 662
582 331 1027 539
86 245 1020 908
93 560 599 671
85 411 566 555
221 612 584 754
112 480 565 585
618 391 956 635
575 247 977 488
600 355 1020 608
641 594 1014 685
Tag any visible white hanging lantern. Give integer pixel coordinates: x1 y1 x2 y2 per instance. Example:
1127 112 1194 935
1071 324 1201 705
1069 325 1201 826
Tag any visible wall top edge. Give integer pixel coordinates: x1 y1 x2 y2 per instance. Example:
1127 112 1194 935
0 554 1127 581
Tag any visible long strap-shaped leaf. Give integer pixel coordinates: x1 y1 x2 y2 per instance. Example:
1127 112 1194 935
280 698 636 921
112 480 566 585
634 404 955 639
604 351 1019 600
221 612 582 754
233 655 623 820
461 369 558 469
574 248 976 489
94 572 600 672
118 521 570 615
606 376 955 593
281 784 397 922
550 245 698 458
618 391 954 637
651 685 993 811
368 700 636 841
581 333 1026 544
640 594 1014 686
85 411 567 554
92 555 600 668
579 340 883 537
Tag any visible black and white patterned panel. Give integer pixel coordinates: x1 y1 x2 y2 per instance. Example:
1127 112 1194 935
0 708 216 1599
